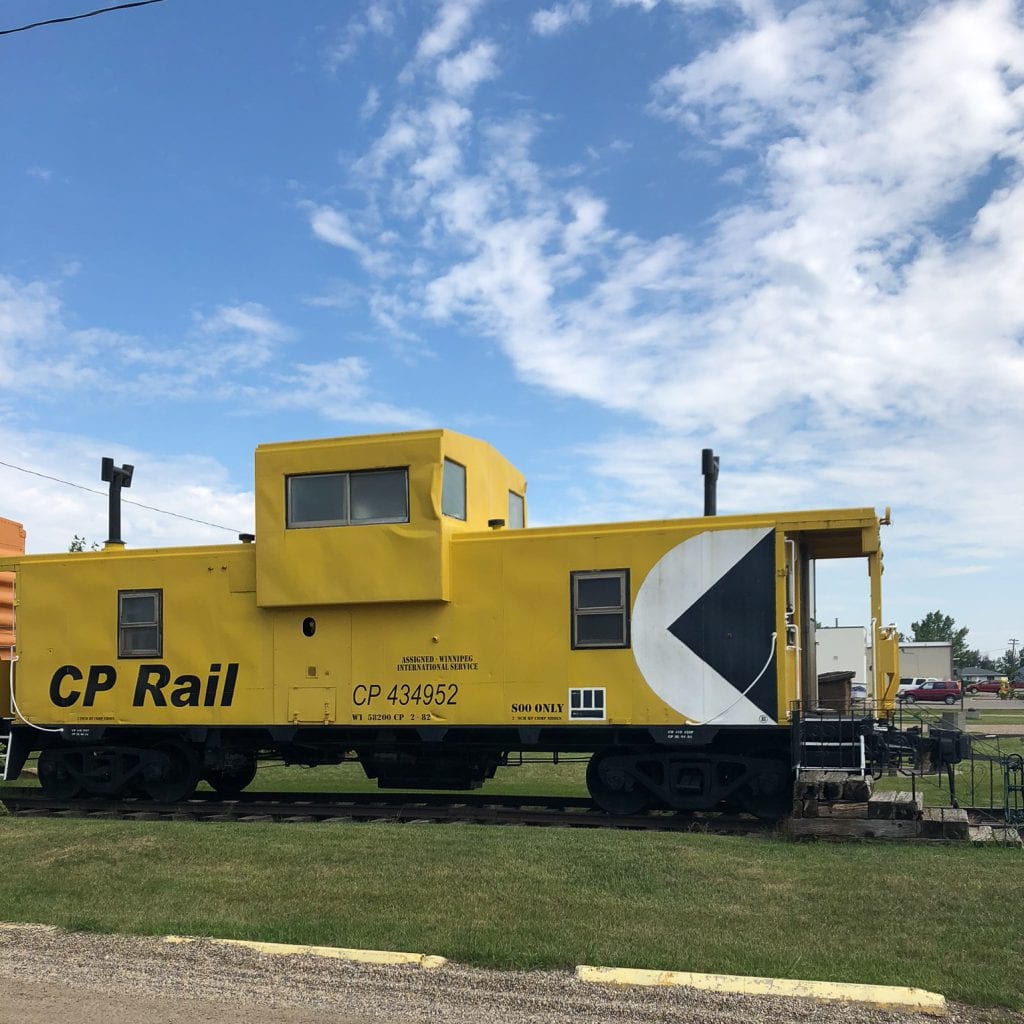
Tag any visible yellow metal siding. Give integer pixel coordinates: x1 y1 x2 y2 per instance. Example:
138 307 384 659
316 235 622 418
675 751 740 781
254 429 525 608
11 547 273 727
273 609 351 723
1 426 889 736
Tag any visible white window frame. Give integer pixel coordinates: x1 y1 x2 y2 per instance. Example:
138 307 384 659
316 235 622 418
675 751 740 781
569 687 607 720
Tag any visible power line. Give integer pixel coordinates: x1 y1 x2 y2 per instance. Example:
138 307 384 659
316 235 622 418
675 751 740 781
0 458 243 535
0 0 167 37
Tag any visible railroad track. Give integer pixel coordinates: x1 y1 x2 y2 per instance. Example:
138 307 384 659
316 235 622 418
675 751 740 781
0 788 775 835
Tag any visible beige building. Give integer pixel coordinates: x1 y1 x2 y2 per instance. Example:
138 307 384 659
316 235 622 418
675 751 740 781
818 627 954 691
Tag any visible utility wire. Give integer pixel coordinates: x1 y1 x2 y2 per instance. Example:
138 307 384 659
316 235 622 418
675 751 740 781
0 458 242 534
0 0 166 37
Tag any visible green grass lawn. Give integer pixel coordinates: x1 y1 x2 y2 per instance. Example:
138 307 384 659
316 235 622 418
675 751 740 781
250 758 591 797
0 816 1019 1009
871 731 1022 809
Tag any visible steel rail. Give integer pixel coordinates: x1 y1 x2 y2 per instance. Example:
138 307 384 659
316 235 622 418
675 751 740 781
0 788 774 834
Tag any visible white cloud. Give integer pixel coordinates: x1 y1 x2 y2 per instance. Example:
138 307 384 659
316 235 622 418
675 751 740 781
186 302 295 376
437 40 498 96
650 2 860 146
0 276 60 350
0 426 253 553
361 85 382 120
415 0 483 63
366 0 395 36
328 0 396 68
258 357 429 427
308 205 396 276
0 275 128 391
309 206 368 256
0 277 414 433
531 1 591 36
354 99 474 213
322 0 1024 589
199 303 293 343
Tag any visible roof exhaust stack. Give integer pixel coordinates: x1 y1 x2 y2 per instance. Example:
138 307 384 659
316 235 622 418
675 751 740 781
702 448 719 516
101 457 134 550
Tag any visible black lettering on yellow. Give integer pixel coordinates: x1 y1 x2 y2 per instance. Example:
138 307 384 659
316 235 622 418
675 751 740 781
170 674 201 707
203 664 220 707
49 665 83 708
220 663 237 706
83 665 117 707
133 664 170 706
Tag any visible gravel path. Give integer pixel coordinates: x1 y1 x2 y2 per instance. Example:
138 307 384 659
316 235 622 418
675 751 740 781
0 924 1021 1024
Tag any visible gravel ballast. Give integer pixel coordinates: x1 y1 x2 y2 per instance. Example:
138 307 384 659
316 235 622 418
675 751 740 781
0 923 1020 1024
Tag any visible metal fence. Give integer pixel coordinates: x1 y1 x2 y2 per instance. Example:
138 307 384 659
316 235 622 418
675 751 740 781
790 699 1024 830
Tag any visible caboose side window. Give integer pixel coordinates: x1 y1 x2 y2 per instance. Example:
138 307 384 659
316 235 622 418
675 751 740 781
508 490 525 529
286 469 409 528
118 589 162 658
570 570 630 649
441 458 466 520
350 469 408 523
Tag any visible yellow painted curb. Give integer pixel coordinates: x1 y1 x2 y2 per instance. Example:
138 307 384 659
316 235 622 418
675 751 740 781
574 965 946 1016
164 935 446 969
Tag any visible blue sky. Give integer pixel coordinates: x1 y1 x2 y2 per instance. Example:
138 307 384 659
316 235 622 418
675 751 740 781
2 0 1023 659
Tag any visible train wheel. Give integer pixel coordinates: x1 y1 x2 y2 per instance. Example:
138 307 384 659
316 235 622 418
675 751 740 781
38 749 83 800
204 759 257 798
586 750 652 815
144 742 201 802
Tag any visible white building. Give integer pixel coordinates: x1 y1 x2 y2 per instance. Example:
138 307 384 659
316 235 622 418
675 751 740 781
817 629 953 693
816 626 868 685
896 641 953 680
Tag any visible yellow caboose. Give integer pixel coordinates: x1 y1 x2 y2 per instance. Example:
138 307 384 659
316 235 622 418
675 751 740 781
0 429 899 814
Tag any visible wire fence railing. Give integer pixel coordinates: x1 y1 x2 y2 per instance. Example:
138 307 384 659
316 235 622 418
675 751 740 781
790 699 1024 834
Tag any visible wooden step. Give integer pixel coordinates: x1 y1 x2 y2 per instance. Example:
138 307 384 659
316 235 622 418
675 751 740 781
786 818 921 840
867 791 923 820
969 825 1022 846
919 807 970 840
794 773 873 803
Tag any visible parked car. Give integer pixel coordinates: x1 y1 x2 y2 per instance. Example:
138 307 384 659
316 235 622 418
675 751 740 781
963 679 1004 695
898 680 962 705
897 676 937 694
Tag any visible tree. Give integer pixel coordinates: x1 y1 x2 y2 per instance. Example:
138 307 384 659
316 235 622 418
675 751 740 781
69 535 100 552
911 610 972 667
961 648 995 671
997 648 1022 681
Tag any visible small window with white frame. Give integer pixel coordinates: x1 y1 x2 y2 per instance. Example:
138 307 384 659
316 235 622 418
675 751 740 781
441 458 466 520
118 589 162 658
508 490 525 529
569 687 606 720
286 468 409 528
570 569 630 649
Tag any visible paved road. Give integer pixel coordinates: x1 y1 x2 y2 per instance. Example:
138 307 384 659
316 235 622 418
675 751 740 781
897 695 1024 735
